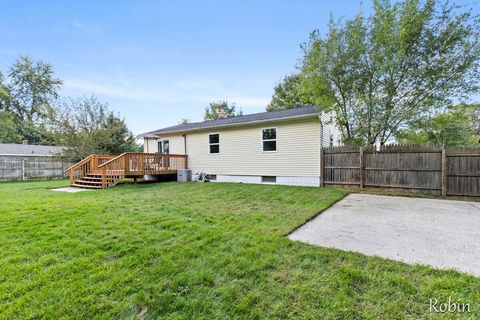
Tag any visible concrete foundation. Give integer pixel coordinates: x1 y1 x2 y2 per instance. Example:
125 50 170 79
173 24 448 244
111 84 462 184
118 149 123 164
196 174 320 187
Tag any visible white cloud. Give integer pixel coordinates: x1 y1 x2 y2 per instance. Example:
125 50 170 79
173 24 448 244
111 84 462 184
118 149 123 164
64 76 270 109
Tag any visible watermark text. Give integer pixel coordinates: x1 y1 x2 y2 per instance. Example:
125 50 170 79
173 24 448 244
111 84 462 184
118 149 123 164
430 297 470 313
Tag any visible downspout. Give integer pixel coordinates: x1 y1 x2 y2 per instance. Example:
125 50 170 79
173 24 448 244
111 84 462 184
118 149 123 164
319 113 324 148
319 113 324 187
183 134 187 154
182 134 188 169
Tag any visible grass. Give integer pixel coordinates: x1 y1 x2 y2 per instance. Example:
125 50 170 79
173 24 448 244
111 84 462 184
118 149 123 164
0 180 479 319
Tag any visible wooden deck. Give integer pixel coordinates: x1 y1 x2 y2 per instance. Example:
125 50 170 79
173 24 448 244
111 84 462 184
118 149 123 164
65 153 188 189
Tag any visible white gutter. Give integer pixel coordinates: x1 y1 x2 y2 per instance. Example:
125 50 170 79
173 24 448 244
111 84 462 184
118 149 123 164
147 113 321 137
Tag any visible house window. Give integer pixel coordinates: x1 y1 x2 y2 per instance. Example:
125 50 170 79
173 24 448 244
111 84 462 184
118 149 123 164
209 134 219 154
158 140 169 154
262 128 277 151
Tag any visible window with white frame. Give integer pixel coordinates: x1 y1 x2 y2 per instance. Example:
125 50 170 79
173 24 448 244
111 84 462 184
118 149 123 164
209 134 220 154
262 128 277 151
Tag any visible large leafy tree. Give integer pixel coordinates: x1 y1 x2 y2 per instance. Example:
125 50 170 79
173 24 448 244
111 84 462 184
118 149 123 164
204 100 243 121
0 73 21 143
0 73 9 103
397 104 480 147
300 0 480 146
55 96 139 160
0 111 21 143
0 56 62 144
266 74 314 111
99 113 139 154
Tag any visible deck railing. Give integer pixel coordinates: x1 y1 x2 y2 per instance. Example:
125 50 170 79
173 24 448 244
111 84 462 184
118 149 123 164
98 153 188 188
65 154 116 185
66 153 187 188
65 154 94 185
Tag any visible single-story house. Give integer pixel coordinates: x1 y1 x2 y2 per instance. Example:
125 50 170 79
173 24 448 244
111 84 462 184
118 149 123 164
138 106 341 187
0 141 63 156
0 141 72 181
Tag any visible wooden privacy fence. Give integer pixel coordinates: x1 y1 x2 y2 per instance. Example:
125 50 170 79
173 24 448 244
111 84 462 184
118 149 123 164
0 154 75 181
320 144 480 197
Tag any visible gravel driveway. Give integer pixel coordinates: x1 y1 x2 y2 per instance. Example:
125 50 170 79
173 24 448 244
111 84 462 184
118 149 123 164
289 194 480 276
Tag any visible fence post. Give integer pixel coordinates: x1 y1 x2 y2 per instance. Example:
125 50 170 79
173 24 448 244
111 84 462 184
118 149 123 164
441 148 447 196
359 147 364 188
22 159 25 181
320 148 325 187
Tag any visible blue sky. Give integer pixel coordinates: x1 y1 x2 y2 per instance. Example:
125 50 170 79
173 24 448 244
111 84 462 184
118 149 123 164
1 1 479 134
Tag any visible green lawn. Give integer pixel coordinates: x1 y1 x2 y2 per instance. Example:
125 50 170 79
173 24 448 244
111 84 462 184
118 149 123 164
0 180 478 319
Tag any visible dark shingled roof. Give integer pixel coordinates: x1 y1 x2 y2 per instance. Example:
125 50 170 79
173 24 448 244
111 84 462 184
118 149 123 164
139 105 320 137
0 144 63 156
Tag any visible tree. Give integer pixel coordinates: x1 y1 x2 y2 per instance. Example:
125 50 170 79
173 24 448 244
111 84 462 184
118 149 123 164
98 113 139 154
300 0 480 146
0 73 9 104
397 104 480 147
266 74 314 111
178 118 191 124
204 100 243 121
0 56 62 144
0 111 21 143
55 96 139 160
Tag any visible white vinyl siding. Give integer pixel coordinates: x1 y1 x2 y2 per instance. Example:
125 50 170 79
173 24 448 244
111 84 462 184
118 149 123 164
144 135 185 154
185 118 321 176
143 138 158 153
320 111 342 147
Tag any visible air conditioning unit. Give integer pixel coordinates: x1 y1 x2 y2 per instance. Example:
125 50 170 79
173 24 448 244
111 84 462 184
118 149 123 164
177 169 192 182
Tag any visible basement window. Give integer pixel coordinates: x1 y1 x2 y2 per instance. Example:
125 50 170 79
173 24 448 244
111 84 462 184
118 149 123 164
261 176 276 183
209 134 220 154
262 128 277 151
206 174 217 181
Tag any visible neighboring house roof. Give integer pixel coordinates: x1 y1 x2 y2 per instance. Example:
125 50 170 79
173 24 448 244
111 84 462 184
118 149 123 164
139 105 321 137
0 144 63 156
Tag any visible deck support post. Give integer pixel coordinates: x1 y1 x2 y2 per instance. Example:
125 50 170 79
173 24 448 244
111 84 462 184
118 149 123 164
124 155 129 175
138 153 144 174
102 166 107 189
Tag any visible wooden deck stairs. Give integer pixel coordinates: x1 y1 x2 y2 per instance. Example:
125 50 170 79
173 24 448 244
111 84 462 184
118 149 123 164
65 153 188 189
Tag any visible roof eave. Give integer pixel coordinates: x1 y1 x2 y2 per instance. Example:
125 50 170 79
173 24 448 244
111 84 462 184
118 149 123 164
145 112 321 137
